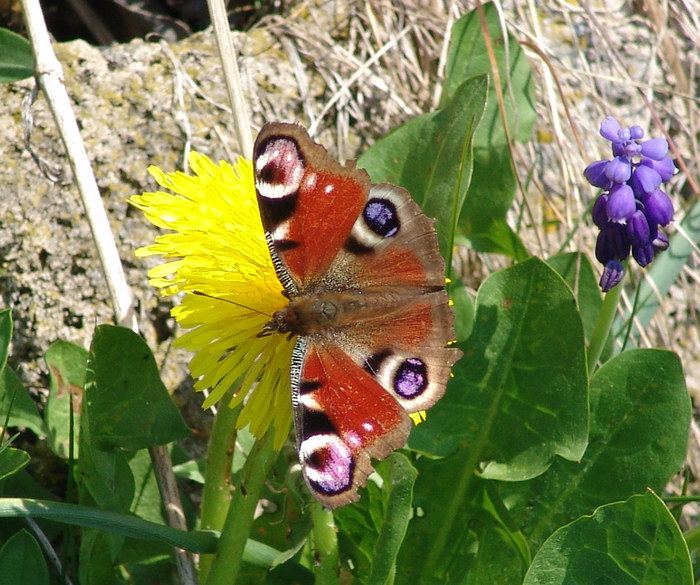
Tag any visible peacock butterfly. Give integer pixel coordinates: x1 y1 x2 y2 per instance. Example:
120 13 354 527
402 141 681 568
253 122 462 508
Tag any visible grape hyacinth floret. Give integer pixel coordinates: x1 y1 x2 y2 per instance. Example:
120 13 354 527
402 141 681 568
584 117 675 291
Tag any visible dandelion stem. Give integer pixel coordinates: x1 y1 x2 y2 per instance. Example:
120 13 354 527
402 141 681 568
204 429 276 585
198 396 242 581
587 277 623 373
310 502 340 585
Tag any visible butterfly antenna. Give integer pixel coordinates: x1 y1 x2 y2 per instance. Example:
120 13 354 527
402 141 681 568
191 290 273 319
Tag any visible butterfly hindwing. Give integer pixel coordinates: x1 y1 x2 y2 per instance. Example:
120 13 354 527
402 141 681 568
291 337 412 508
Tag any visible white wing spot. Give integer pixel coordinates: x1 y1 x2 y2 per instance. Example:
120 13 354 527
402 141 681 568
304 172 317 190
345 430 363 450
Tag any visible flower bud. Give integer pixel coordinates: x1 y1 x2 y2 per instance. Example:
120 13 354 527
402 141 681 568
626 210 650 247
641 189 674 226
640 138 668 160
607 184 635 223
599 260 624 292
584 160 612 189
605 156 632 184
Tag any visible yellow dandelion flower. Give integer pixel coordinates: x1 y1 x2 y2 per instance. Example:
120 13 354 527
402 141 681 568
128 152 294 449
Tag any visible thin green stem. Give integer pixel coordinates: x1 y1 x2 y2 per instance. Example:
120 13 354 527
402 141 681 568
587 277 623 374
310 502 339 585
204 429 277 585
198 393 242 581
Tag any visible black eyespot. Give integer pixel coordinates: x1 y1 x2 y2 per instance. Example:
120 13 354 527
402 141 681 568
394 357 428 398
363 198 399 238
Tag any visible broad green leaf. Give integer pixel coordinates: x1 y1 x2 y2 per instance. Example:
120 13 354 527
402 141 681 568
466 483 531 585
0 529 48 585
0 28 33 83
86 325 189 450
410 257 588 477
398 259 587 584
505 349 689 547
358 74 488 260
79 329 137 533
441 3 535 259
126 449 167 524
334 474 391 580
0 308 11 372
80 529 119 585
0 447 30 481
0 366 47 437
397 458 528 584
523 491 692 585
77 437 134 513
458 208 529 260
44 340 88 458
546 252 605 347
76 427 132 581
441 3 536 145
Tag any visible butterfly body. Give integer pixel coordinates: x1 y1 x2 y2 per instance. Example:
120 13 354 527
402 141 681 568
254 122 461 508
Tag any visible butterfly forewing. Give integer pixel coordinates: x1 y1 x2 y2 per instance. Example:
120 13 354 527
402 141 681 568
254 123 369 291
253 122 462 507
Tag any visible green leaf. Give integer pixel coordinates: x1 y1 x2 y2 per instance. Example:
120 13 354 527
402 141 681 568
335 456 415 582
440 3 535 259
368 453 417 585
523 491 692 585
172 458 206 484
0 447 30 482
44 340 88 458
410 257 588 478
0 366 48 437
441 3 536 145
466 483 531 584
0 497 217 552
0 29 33 84
505 349 689 547
78 328 139 569
79 529 119 585
86 325 189 450
0 308 11 372
546 252 606 349
0 529 48 585
77 441 135 513
397 458 528 584
0 496 313 579
448 278 475 342
396 259 588 584
359 74 488 260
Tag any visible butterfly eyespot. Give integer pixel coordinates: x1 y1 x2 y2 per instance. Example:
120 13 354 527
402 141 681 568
363 198 400 238
255 137 305 200
393 357 429 398
301 434 355 496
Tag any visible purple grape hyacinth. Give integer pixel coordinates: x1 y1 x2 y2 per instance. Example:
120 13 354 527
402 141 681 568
584 117 675 291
